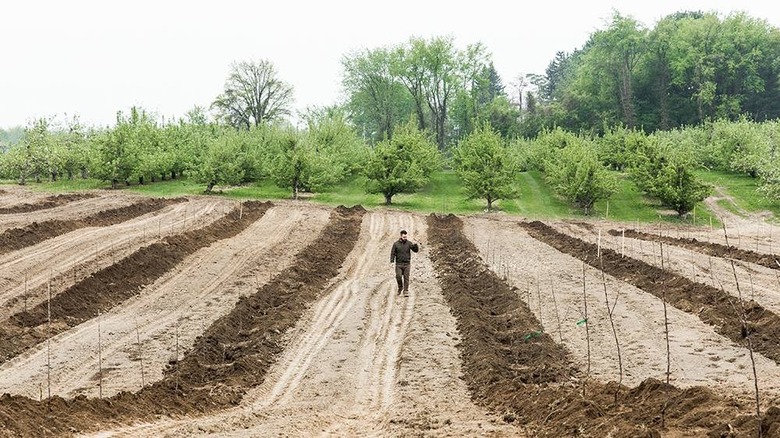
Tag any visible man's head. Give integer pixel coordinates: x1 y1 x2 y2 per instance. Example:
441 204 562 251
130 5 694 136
400 230 407 240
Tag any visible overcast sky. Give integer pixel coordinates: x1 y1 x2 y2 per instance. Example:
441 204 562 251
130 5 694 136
2 0 779 129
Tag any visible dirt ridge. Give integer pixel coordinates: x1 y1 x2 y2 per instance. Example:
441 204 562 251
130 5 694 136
0 197 181 254
610 228 780 271
429 214 778 437
523 220 780 367
0 193 96 214
0 205 366 438
0 201 273 365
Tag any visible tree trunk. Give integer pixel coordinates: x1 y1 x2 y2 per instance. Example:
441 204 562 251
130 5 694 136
112 179 118 190
487 197 493 211
171 170 176 180
206 181 215 193
139 175 145 185
384 193 393 205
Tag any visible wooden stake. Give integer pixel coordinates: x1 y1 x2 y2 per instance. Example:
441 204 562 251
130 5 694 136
550 279 563 343
47 277 51 401
660 243 671 385
135 317 145 388
621 229 625 258
97 311 103 399
597 229 602 259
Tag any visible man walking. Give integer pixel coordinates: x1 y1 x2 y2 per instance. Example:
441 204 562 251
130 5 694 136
390 229 419 296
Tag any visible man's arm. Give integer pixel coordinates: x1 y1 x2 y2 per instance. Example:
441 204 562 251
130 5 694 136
390 242 396 263
411 242 419 252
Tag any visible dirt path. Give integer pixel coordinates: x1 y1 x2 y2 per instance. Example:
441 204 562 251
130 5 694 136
0 205 330 400
464 217 780 401
89 211 517 437
0 197 226 321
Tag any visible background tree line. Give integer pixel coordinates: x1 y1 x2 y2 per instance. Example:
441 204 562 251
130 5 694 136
3 9 780 216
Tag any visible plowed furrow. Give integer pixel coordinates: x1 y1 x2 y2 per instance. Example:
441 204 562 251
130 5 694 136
522 220 780 366
0 205 365 437
610 228 780 271
0 193 95 214
0 197 181 254
0 201 272 365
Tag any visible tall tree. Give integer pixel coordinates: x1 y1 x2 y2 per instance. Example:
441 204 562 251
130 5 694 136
212 59 294 129
341 48 412 143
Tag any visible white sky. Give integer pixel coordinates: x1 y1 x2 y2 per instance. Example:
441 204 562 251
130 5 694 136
2 0 779 128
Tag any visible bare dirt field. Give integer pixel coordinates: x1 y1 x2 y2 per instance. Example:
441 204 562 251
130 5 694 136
0 184 779 437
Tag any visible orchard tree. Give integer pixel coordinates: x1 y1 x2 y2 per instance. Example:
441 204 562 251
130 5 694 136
212 59 294 129
196 130 247 193
631 143 710 217
303 107 369 176
545 141 617 214
5 118 50 184
92 108 148 188
269 128 343 199
364 120 440 204
452 122 517 211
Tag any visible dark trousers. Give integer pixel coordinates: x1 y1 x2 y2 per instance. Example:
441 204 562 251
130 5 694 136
395 263 410 293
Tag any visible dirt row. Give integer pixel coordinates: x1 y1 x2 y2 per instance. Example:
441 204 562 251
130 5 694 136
611 228 780 272
0 205 366 437
0 193 95 214
0 201 272 365
0 197 182 254
521 221 780 368
429 214 780 437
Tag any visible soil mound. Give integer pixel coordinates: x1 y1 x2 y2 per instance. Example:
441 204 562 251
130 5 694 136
522 220 780 366
0 197 181 254
610 228 780 271
0 205 366 437
0 193 96 214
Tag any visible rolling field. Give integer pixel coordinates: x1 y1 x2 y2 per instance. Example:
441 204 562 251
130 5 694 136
0 185 779 437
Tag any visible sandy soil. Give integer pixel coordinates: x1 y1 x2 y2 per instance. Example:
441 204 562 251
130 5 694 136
3 190 780 436
464 216 780 403
0 197 228 321
87 211 517 437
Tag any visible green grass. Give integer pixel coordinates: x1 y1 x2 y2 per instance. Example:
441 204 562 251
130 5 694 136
589 172 717 226
27 178 107 192
0 169 725 225
696 170 780 220
506 171 572 218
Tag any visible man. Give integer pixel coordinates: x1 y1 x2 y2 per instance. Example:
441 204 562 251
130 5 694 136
390 229 419 296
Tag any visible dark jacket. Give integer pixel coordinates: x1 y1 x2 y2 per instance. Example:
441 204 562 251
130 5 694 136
390 239 419 264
